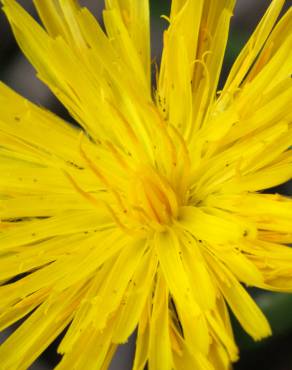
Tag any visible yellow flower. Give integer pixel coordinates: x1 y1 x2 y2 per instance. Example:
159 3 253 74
0 0 291 369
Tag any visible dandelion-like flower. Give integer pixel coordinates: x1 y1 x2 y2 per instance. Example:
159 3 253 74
0 0 291 369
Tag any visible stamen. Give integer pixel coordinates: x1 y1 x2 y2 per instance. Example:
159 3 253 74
160 15 171 23
63 170 132 234
78 133 127 213
149 168 179 219
132 205 152 224
202 50 212 62
199 27 213 51
246 42 273 82
105 140 130 171
63 170 104 208
79 133 110 187
169 124 191 198
169 124 191 167
106 100 139 145
107 100 152 163
148 103 177 168
187 57 211 140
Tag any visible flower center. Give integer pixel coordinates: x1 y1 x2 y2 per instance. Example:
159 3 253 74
71 124 191 234
127 165 179 231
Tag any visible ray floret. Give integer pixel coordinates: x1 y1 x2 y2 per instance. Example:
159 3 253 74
0 0 291 369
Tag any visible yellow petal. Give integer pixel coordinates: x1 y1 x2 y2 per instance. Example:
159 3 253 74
154 229 200 316
148 273 173 370
0 281 86 370
104 0 151 85
224 0 285 91
132 299 151 370
113 248 158 342
205 251 271 340
179 231 216 310
178 206 247 244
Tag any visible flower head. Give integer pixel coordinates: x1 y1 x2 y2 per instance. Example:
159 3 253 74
0 0 292 369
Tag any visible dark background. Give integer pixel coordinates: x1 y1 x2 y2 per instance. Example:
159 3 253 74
0 1 291 369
